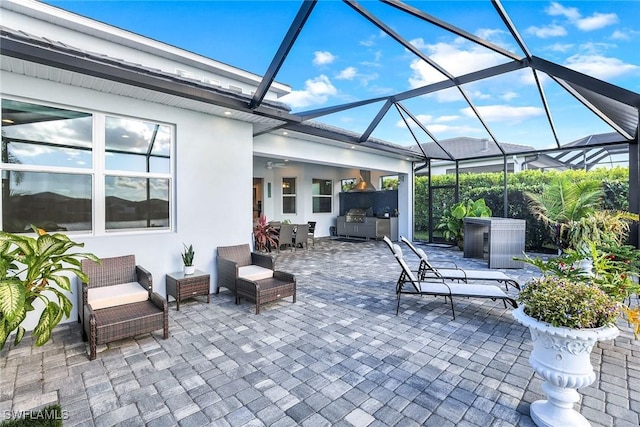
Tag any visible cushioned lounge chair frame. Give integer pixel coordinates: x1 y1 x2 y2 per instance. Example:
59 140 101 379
80 255 168 360
399 236 520 291
217 244 274 294
383 238 518 319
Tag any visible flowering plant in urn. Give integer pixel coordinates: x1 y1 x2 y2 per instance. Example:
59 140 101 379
514 242 639 427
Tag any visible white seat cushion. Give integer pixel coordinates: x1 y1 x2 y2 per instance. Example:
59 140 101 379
88 282 149 310
238 265 273 281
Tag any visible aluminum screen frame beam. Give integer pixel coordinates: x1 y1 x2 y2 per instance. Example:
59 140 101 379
249 0 317 110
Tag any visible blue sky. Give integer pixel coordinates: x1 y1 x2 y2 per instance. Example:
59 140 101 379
46 0 640 151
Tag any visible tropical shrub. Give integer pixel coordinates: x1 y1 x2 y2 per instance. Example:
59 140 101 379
435 198 492 247
0 227 98 349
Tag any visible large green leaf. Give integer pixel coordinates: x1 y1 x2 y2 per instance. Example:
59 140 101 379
0 280 26 321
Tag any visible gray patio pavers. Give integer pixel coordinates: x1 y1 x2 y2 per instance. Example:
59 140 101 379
1 238 638 426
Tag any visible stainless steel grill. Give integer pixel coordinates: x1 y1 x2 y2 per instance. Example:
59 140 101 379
345 208 367 223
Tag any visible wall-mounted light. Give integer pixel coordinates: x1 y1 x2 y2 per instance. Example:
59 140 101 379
1 119 14 124
283 131 288 136
223 111 232 116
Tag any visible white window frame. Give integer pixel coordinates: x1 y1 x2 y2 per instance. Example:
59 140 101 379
0 97 175 236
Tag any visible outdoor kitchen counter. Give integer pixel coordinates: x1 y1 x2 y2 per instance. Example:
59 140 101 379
336 216 398 240
463 217 525 269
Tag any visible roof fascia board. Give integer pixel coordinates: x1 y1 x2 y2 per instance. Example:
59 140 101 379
531 56 640 108
1 0 291 95
0 35 299 123
250 0 316 109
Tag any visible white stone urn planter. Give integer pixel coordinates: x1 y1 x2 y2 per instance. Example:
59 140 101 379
513 306 619 427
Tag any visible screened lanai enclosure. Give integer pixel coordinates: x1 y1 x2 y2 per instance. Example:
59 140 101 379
240 0 640 247
1 0 639 245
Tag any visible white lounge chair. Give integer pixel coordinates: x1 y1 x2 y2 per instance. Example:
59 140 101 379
399 236 520 291
382 237 518 318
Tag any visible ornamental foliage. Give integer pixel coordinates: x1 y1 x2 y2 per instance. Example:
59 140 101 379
0 226 99 349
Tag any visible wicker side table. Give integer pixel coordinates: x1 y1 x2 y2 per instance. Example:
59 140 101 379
166 270 210 310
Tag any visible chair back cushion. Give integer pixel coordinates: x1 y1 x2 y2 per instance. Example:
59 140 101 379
218 244 252 267
82 255 137 289
88 282 149 310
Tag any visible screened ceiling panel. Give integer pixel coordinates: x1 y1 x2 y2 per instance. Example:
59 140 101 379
459 68 558 151
539 75 622 149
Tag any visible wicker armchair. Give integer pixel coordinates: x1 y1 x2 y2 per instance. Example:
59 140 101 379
216 244 274 294
79 255 168 360
217 243 296 313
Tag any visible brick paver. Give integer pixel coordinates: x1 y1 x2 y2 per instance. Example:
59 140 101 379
1 238 638 426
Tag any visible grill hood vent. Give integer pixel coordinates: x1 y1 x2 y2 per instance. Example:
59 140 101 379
349 170 377 192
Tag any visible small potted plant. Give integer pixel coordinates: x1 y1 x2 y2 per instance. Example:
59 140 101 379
253 214 278 252
181 243 195 275
514 243 639 427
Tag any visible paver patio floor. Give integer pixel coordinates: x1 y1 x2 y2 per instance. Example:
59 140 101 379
1 238 638 426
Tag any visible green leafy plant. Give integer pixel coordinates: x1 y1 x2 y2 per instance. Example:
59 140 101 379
181 243 195 266
525 177 604 252
0 226 99 349
435 198 492 247
517 243 640 335
518 276 620 329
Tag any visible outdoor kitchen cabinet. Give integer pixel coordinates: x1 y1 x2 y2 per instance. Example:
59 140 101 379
336 216 397 240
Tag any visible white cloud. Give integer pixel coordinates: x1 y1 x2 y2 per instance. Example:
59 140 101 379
336 67 357 80
546 2 580 20
564 54 639 80
461 105 544 123
547 42 574 52
313 51 336 66
611 30 630 41
576 13 618 31
407 38 505 89
502 91 519 101
526 24 567 38
435 115 460 123
280 74 337 108
545 2 618 32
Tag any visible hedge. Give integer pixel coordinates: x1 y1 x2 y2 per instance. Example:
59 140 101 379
415 167 630 251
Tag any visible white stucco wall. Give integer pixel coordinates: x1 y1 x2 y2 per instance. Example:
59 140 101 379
2 72 254 329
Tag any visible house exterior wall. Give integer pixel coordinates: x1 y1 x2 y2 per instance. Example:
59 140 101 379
2 71 254 330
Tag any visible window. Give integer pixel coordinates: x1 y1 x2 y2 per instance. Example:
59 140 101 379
282 177 296 214
1 98 173 234
381 175 399 190
104 116 171 231
312 179 332 213
341 178 356 192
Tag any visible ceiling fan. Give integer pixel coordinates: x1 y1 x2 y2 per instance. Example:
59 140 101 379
265 161 288 169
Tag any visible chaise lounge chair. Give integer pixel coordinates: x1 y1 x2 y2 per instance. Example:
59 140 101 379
382 237 518 318
399 236 520 291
